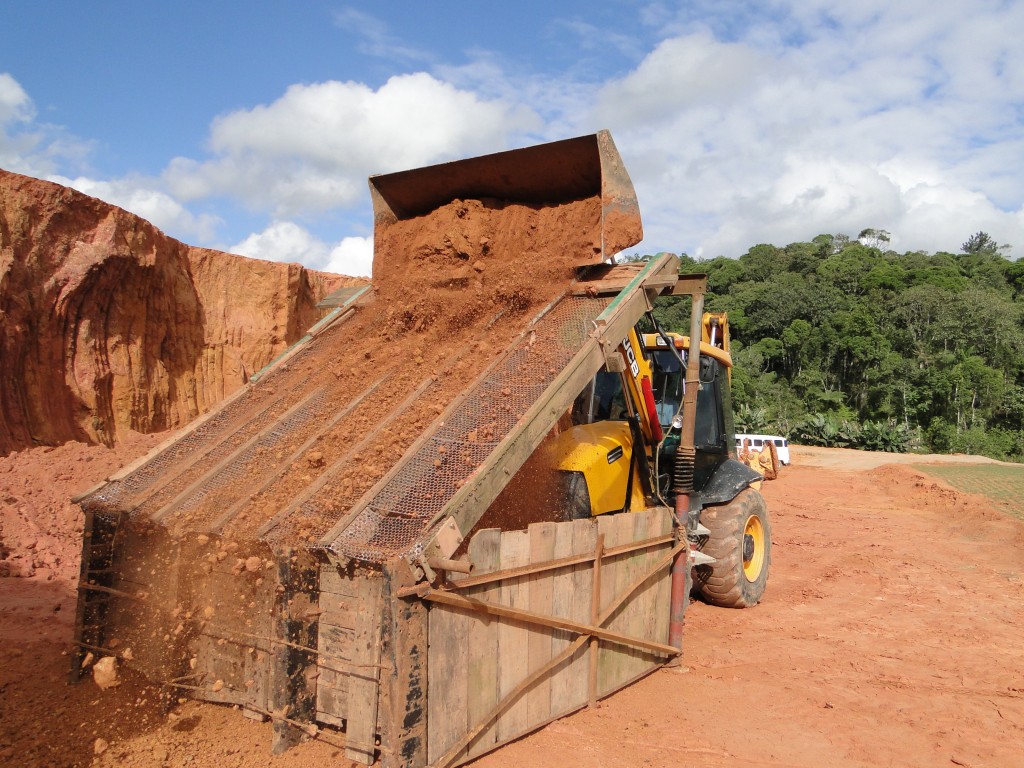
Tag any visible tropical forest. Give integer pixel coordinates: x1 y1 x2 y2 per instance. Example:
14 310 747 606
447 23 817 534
650 230 1024 460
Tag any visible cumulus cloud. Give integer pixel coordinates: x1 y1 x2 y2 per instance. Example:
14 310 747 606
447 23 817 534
0 73 33 125
164 74 541 219
7 3 1024 267
230 222 372 277
590 1 1024 258
51 175 221 243
0 72 93 177
324 236 374 278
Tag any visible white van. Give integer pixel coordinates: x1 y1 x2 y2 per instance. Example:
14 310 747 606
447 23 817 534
735 434 791 465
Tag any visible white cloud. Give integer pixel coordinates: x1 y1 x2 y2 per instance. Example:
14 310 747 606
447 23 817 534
7 3 1024 266
164 74 541 219
588 2 1024 259
324 236 373 278
230 222 372 277
51 175 221 243
0 73 33 124
0 72 93 178
332 7 431 63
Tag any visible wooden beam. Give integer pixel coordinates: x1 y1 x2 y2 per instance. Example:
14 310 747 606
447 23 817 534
417 586 678 658
429 341 606 541
669 274 708 297
270 551 319 755
318 338 507 550
435 635 590 768
78 583 146 601
429 532 683 768
437 531 673 593
379 564 429 768
345 576 385 765
260 375 436 539
149 387 324 523
207 371 393 533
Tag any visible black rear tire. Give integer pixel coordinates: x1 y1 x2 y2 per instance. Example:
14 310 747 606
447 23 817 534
693 487 770 608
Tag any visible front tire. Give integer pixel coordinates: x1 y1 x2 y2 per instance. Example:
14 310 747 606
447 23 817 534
694 487 771 608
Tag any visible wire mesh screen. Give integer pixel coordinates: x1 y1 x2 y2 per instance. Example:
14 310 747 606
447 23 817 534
78 333 332 520
323 295 608 563
79 291 610 566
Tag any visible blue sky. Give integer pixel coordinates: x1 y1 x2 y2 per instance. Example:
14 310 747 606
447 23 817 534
3 0 1023 276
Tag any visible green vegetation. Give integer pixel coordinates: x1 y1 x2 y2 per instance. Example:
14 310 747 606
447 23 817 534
914 464 1024 520
649 230 1024 461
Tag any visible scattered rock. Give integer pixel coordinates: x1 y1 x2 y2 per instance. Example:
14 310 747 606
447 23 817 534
92 656 119 689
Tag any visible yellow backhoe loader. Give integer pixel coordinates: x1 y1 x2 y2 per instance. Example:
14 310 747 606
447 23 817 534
546 301 771 609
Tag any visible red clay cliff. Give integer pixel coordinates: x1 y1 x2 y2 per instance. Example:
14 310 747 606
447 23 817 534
0 169 356 455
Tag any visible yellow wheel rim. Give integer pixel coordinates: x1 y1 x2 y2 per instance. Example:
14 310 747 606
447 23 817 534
742 514 766 582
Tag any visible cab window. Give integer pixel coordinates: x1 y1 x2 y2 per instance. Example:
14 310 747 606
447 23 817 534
651 350 682 428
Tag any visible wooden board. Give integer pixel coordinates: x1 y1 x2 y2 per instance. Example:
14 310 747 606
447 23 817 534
344 575 385 765
379 567 428 768
464 529 501 757
316 565 363 723
424 509 675 767
427 591 470 764
495 529 530 743
525 522 557 727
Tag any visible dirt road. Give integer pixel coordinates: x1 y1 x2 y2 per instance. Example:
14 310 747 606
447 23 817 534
1 445 1022 767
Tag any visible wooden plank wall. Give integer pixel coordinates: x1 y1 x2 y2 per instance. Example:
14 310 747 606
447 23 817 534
102 525 279 716
317 563 387 765
316 564 361 726
182 544 277 716
426 507 673 766
104 523 184 685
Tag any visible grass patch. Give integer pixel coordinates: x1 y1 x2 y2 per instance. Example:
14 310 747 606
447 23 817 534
914 463 1024 521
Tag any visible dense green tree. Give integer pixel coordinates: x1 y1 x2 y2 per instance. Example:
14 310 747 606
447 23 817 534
655 230 1023 460
961 231 1006 256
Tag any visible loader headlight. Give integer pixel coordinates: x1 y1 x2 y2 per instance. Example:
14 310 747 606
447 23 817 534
671 414 684 430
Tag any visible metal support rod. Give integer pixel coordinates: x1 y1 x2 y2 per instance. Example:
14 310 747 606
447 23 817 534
669 285 705 652
679 292 705 455
668 520 689 651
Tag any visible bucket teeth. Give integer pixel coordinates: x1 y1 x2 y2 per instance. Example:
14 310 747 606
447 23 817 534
692 522 711 537
689 550 716 566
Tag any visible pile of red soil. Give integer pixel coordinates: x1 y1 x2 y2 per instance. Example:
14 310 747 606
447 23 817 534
0 434 165 584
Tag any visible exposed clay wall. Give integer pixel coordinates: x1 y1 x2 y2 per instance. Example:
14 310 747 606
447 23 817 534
0 169 356 455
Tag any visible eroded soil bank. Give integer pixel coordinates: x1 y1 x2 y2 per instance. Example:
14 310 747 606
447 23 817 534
0 169 353 456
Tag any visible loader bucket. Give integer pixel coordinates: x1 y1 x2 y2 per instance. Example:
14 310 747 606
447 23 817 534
368 129 643 270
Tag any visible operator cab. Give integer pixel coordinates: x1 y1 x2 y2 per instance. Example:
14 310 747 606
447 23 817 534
646 337 731 454
568 334 732 497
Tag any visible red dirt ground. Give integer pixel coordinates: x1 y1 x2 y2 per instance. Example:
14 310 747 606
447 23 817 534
2 444 1022 767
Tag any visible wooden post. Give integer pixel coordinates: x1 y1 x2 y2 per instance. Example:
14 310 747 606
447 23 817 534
345 573 386 765
588 533 604 709
380 563 428 768
270 549 319 755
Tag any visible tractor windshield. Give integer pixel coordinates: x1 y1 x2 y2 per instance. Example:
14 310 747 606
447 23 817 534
651 350 682 428
652 349 723 448
572 369 627 424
